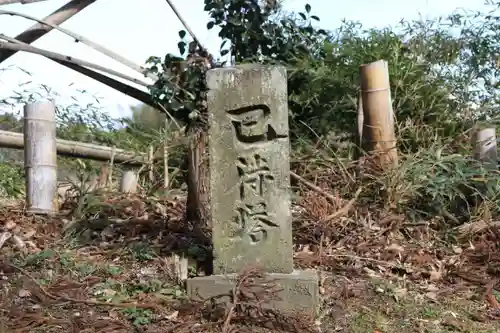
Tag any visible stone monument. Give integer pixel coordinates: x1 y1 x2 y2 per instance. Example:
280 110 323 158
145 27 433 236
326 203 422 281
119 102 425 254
186 64 318 314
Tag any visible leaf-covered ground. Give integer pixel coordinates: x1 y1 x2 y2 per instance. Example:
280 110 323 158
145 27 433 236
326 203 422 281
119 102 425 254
1 192 500 333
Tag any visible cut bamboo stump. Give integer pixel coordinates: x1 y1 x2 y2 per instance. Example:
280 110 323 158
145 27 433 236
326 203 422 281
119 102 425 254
359 60 398 170
24 101 57 214
120 171 138 193
472 127 497 169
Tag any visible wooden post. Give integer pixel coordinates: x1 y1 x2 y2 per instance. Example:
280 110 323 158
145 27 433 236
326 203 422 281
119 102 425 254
359 60 398 170
24 101 57 214
472 126 497 169
120 170 138 193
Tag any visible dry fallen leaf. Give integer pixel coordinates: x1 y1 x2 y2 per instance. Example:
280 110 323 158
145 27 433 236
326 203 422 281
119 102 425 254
392 287 408 302
18 289 31 298
23 228 36 239
4 220 16 230
425 291 437 301
0 232 11 249
429 269 442 282
386 244 404 253
165 311 179 320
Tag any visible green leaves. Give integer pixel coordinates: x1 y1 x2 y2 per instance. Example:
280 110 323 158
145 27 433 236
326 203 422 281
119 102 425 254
177 41 186 55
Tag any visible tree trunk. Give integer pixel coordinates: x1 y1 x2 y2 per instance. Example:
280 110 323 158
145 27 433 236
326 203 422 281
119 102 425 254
186 128 210 244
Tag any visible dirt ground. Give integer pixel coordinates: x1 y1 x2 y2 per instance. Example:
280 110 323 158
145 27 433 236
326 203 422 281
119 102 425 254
1 193 500 333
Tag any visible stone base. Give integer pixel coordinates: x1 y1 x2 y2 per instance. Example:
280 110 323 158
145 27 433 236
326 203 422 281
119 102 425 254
186 269 318 315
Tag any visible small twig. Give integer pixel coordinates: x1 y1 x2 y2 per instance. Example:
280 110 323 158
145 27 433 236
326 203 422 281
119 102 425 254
290 171 337 203
6 262 58 300
156 103 181 130
6 262 158 309
0 38 150 87
321 187 362 223
325 253 397 267
485 278 500 309
222 287 236 333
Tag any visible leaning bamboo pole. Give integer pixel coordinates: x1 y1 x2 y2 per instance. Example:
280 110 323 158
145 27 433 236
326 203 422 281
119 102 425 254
0 0 49 5
0 0 97 63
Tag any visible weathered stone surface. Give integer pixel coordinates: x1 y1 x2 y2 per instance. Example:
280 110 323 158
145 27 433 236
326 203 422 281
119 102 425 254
187 269 319 315
206 64 293 274
188 65 318 314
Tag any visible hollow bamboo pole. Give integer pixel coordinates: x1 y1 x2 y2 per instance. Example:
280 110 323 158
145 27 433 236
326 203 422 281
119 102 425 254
120 170 138 193
0 0 97 63
24 101 57 214
0 129 148 165
472 126 497 169
359 59 398 170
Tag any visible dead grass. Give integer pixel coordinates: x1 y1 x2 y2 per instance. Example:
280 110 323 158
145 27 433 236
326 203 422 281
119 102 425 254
1 179 500 332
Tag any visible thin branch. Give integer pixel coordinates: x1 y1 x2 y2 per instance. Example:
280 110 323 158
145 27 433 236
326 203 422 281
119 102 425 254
0 0 48 5
0 0 97 64
0 38 150 87
156 103 181 130
0 8 158 81
290 171 338 203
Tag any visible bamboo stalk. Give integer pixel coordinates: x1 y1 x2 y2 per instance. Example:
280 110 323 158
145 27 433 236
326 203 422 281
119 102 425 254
24 101 57 214
359 59 398 170
472 126 497 169
0 129 148 164
0 34 157 107
0 40 150 87
0 0 48 5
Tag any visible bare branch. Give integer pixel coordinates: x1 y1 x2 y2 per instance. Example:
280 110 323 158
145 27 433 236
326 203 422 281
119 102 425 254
0 0 48 5
0 38 150 87
0 8 158 81
0 0 97 64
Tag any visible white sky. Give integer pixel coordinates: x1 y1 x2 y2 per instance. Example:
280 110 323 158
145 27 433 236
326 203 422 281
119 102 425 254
0 0 490 119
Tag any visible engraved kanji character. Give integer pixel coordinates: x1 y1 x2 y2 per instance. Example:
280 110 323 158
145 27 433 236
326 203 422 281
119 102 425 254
236 154 274 203
232 201 278 243
227 104 287 144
